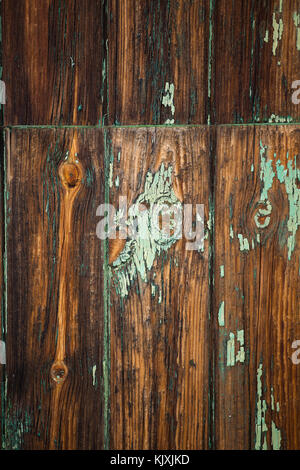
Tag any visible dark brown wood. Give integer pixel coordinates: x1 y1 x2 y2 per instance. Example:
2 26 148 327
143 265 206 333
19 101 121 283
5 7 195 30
3 129 105 449
212 0 300 124
214 125 300 449
107 127 211 449
2 1 107 125
108 0 209 125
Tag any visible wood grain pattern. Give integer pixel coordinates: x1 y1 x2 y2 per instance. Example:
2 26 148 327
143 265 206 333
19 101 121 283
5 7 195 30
108 0 209 125
107 127 211 449
212 0 300 124
3 129 105 449
214 125 300 449
2 0 107 125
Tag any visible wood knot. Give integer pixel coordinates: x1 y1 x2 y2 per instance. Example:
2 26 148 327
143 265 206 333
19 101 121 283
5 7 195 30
60 162 81 189
50 361 68 384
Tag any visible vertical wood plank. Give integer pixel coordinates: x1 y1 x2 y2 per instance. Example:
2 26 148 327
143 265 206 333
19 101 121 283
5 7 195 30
108 0 209 125
212 0 300 124
214 125 300 449
2 0 107 125
4 129 106 449
107 127 211 449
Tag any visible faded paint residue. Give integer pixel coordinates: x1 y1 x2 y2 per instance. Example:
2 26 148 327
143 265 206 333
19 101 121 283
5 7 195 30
293 12 300 50
268 114 293 123
92 365 97 387
218 301 225 326
226 332 235 367
110 163 181 298
259 142 300 260
264 30 269 43
236 329 245 363
272 11 284 56
162 82 175 124
220 265 224 278
272 421 282 450
238 234 250 251
255 363 268 450
255 363 282 450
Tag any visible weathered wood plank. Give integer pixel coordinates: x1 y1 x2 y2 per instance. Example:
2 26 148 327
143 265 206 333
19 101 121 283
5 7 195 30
107 127 211 449
2 0 107 125
214 125 300 449
212 0 300 124
4 129 105 449
0 130 5 449
108 0 209 125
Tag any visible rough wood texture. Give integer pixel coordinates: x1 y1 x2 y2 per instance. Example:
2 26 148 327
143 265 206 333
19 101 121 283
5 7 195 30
2 0 107 125
107 127 211 449
3 129 105 449
212 0 300 124
108 0 209 125
214 126 300 449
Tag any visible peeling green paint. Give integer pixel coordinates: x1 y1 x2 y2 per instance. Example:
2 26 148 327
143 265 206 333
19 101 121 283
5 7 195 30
238 234 250 251
110 163 181 298
268 114 293 123
162 82 175 124
235 329 245 363
259 141 299 260
255 363 282 450
218 301 225 326
226 332 235 367
272 11 284 56
293 12 300 51
220 265 224 278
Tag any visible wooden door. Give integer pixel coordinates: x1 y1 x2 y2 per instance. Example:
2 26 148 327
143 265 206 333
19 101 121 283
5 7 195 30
0 0 299 450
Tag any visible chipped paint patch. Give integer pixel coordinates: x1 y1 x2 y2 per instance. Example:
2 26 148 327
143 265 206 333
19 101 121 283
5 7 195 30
293 12 300 51
162 82 175 124
255 363 282 450
272 11 284 56
264 30 269 43
238 234 250 251
235 329 245 363
226 332 235 367
220 265 224 278
110 163 181 298
268 114 293 123
218 301 225 326
258 142 299 260
92 365 97 387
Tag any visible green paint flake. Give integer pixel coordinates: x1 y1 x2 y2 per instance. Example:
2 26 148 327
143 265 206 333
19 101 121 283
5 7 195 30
162 82 175 124
226 332 235 367
272 421 282 450
268 114 293 123
236 329 245 363
220 265 224 278
238 234 250 251
255 363 267 450
110 163 181 298
293 12 300 51
218 301 225 326
272 11 284 56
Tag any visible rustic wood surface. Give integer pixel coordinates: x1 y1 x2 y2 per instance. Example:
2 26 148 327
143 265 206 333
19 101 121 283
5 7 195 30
0 0 299 451
214 125 300 450
3 129 106 449
107 127 211 449
2 0 107 125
